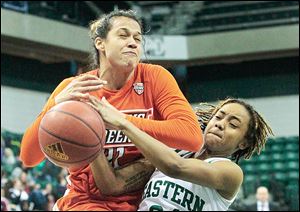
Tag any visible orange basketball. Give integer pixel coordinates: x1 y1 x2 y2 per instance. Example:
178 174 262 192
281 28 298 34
38 100 106 170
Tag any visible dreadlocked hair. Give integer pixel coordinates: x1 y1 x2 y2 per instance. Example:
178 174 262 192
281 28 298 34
195 103 216 131
196 98 274 164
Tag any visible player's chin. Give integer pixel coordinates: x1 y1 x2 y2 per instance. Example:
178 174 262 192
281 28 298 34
206 137 224 147
123 59 139 69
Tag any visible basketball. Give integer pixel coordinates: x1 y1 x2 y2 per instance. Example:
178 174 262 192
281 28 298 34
38 100 106 170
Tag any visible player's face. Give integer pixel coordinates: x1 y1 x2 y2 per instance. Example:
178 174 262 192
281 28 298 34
100 16 142 70
256 187 269 202
203 103 250 156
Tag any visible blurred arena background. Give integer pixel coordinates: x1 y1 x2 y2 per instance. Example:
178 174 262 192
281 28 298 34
1 1 299 211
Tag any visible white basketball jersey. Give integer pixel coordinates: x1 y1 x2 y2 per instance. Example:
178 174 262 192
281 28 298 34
138 157 237 211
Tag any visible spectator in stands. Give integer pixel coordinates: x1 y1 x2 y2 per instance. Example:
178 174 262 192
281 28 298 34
47 194 56 211
88 97 274 211
28 184 47 211
244 186 281 211
41 160 61 183
2 179 13 201
19 171 31 191
19 199 31 211
43 183 53 195
42 182 54 205
8 179 29 210
55 175 67 201
10 160 23 180
269 173 288 210
2 148 16 175
1 135 5 161
1 188 11 211
1 168 9 188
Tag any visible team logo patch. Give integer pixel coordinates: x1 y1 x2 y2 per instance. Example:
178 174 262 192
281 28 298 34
43 142 69 161
133 83 144 95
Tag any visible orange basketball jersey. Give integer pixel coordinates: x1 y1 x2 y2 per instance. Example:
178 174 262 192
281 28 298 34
20 63 203 211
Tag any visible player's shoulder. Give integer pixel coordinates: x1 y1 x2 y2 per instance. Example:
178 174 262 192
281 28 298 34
67 69 98 81
137 63 171 80
138 63 167 73
205 157 231 163
57 69 97 88
77 69 98 77
206 157 243 173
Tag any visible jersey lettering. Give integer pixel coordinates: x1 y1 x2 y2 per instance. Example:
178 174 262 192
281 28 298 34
143 179 206 211
104 109 153 148
104 108 153 167
105 147 125 168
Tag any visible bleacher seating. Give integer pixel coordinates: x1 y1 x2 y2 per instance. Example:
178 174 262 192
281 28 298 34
2 1 298 35
1 1 28 13
2 1 94 27
27 1 61 22
138 1 299 35
185 1 299 35
137 2 179 34
239 136 299 210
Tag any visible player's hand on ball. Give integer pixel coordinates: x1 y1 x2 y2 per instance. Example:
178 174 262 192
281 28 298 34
87 95 126 130
55 74 107 104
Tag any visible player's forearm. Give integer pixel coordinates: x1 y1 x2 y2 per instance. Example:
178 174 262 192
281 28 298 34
130 68 203 152
115 158 155 195
122 121 186 177
91 151 154 196
19 116 46 166
20 92 58 167
126 115 203 152
91 151 123 195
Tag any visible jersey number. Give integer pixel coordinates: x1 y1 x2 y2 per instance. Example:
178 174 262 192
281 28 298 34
105 147 125 168
149 205 179 211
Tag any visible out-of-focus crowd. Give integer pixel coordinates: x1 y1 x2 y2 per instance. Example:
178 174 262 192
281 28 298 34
1 135 68 211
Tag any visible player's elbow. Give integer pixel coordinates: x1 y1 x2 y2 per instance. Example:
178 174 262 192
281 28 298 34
97 178 127 196
100 185 122 196
19 155 43 167
161 159 185 179
182 136 203 152
193 127 204 149
19 143 46 167
21 160 35 167
177 121 204 152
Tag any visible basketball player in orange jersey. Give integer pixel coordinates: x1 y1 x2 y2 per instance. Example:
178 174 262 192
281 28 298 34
19 10 203 211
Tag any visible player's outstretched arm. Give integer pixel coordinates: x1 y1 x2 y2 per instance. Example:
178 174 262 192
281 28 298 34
88 96 186 176
89 97 243 200
20 75 106 167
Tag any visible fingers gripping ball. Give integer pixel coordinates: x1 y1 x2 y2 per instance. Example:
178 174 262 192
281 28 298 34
38 100 106 170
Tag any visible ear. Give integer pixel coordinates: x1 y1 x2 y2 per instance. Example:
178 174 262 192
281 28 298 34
94 37 105 51
238 139 250 150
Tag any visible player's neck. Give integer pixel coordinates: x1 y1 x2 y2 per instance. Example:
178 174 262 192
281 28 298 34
98 67 134 90
195 148 229 160
194 148 208 160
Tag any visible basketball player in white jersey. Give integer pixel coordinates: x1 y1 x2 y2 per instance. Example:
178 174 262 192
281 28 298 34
88 97 273 211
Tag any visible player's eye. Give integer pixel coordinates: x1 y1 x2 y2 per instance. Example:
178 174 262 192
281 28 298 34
215 116 221 120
